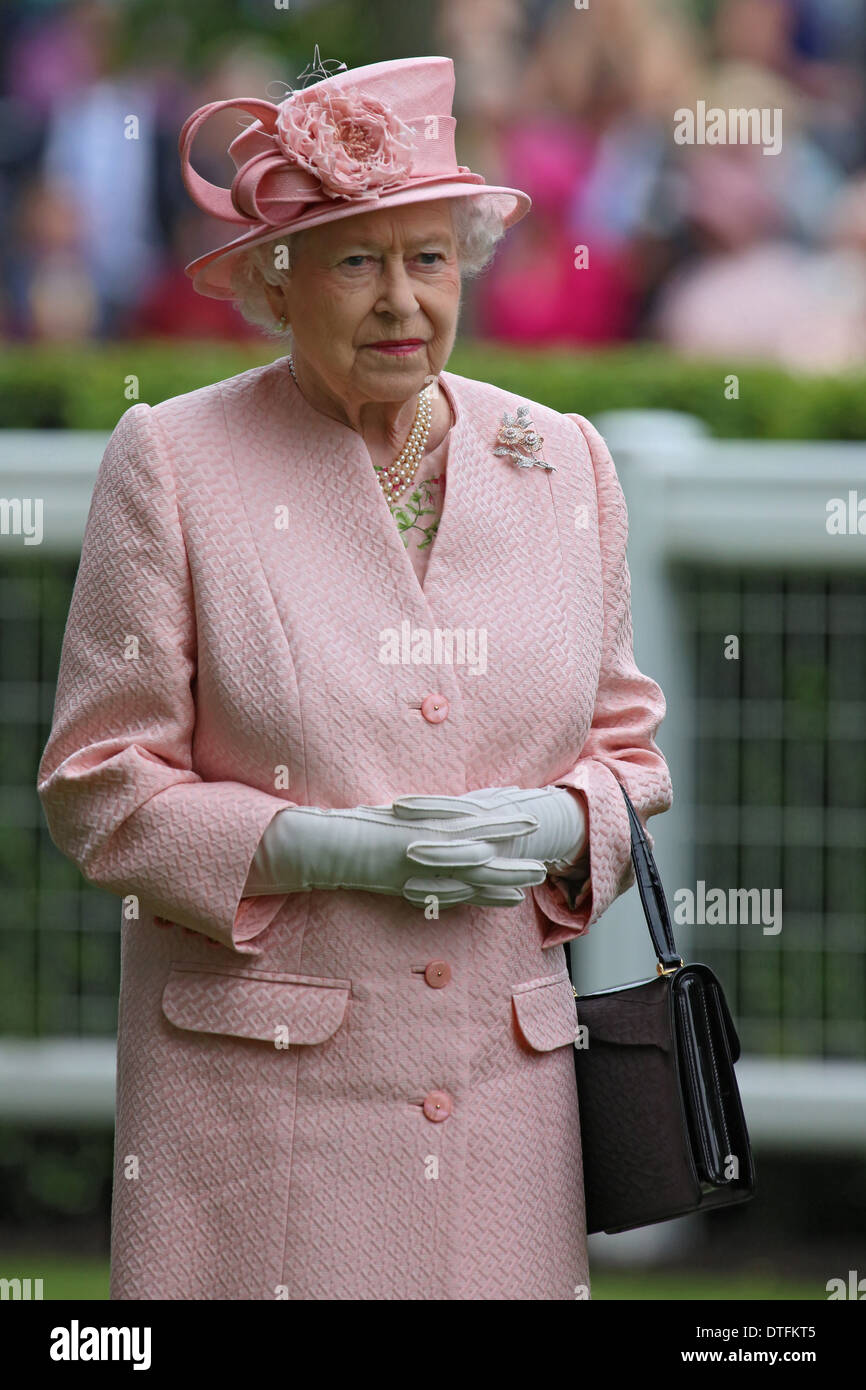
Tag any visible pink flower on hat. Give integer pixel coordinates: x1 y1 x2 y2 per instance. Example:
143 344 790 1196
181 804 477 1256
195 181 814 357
274 86 416 199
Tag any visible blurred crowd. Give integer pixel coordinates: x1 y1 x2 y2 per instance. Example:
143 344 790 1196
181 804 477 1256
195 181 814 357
2 0 865 367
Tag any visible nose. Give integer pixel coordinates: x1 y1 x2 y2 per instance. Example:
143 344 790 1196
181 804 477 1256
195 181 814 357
374 255 420 323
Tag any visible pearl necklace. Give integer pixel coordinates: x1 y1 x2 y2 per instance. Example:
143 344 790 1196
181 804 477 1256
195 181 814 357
287 354 436 504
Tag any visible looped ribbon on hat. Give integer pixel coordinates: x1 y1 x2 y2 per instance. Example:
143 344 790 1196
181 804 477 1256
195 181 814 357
179 93 428 227
179 98 336 227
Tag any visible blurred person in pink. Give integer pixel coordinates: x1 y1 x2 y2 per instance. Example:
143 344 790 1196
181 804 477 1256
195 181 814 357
470 0 704 344
38 53 672 1301
653 152 866 369
650 52 858 369
474 121 640 344
3 0 111 116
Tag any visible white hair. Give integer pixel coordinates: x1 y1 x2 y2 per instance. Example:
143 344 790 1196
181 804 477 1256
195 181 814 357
229 193 509 338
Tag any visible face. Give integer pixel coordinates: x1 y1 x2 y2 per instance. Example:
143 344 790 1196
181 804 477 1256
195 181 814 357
265 199 461 406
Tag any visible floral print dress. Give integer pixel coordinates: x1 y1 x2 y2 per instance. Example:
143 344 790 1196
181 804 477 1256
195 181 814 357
383 429 450 586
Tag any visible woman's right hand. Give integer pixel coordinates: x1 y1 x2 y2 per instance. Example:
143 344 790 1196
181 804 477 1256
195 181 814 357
243 795 549 908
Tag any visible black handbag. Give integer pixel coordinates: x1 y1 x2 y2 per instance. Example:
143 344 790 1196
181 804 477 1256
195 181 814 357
563 781 756 1235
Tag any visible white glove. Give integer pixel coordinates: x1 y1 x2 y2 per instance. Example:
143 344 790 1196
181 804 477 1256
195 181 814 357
243 795 550 908
392 785 587 873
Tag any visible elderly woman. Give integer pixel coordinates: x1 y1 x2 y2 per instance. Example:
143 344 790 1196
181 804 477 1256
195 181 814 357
37 54 672 1301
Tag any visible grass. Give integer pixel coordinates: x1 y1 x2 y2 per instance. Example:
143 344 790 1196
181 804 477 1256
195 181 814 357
0 1255 109 1300
593 1271 822 1300
0 1255 823 1300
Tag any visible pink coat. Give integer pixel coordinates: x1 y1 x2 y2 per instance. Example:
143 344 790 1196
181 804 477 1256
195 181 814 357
37 358 672 1300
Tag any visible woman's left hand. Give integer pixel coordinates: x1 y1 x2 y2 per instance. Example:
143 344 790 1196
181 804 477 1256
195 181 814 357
393 785 586 873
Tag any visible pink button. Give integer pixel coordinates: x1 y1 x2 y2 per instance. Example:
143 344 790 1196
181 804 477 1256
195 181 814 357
424 960 452 989
420 693 449 724
423 1090 453 1123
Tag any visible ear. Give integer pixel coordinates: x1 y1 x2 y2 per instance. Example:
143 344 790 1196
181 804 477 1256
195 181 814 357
263 281 287 322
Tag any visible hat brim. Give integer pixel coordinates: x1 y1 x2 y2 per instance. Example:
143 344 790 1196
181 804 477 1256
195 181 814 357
185 179 532 300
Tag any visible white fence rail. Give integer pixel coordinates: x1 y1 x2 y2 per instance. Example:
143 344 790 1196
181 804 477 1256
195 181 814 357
1 1038 864 1149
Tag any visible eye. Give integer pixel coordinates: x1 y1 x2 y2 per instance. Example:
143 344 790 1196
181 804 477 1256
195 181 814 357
342 254 371 268
416 252 445 266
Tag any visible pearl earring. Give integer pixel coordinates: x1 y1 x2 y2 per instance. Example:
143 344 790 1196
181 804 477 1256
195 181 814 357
277 315 288 332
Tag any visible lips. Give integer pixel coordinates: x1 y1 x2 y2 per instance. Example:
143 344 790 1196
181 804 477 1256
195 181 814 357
365 339 426 349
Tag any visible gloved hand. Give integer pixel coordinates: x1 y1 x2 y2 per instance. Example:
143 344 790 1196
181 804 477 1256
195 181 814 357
243 795 550 908
392 785 587 874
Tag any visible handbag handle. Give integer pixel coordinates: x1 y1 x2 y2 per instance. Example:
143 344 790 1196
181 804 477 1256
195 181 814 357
615 780 682 973
563 780 682 975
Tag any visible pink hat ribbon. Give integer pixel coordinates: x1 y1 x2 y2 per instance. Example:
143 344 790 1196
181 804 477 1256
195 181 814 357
179 84 482 230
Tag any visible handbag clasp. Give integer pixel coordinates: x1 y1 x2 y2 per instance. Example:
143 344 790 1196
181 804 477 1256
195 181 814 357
656 958 684 976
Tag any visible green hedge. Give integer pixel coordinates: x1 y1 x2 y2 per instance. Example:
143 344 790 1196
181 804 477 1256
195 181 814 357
1 342 865 439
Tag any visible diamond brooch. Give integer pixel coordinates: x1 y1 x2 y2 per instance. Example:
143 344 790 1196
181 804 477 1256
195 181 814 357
493 405 555 471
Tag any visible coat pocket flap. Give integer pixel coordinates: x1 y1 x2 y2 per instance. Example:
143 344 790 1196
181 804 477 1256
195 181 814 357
162 967 350 1044
512 973 580 1051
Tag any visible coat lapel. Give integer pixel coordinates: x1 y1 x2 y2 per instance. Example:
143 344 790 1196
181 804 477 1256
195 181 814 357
231 359 470 643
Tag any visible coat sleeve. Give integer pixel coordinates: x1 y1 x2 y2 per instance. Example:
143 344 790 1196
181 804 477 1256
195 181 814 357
533 412 673 947
36 402 292 955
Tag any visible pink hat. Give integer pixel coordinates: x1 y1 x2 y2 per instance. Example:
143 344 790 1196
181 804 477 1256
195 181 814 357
180 53 532 300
